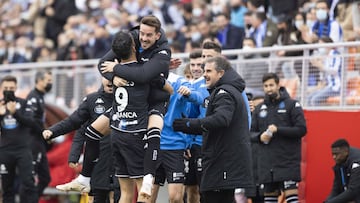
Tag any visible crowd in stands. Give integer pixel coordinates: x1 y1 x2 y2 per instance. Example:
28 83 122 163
1 0 360 106
0 0 359 65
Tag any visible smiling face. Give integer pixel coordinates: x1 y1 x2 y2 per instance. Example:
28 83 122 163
139 23 161 50
189 57 204 80
203 61 224 89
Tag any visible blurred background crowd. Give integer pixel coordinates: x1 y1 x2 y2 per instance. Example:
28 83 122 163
0 0 359 65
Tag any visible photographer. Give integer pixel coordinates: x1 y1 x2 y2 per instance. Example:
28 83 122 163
0 75 42 203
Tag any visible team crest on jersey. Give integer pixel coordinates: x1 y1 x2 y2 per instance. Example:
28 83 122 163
94 105 105 114
204 98 209 108
15 102 21 109
141 57 149 62
0 164 8 174
217 89 227 95
158 50 168 55
30 97 37 103
259 104 268 118
95 98 104 104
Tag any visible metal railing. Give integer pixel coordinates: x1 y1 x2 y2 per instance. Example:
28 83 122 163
0 41 359 112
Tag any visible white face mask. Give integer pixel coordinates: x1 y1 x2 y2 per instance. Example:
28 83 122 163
211 5 223 14
306 20 315 29
318 47 327 55
191 32 202 42
153 0 164 8
316 9 328 21
295 20 304 30
0 48 5 56
242 45 252 50
89 0 100 9
192 8 203 17
106 26 120 35
243 45 254 58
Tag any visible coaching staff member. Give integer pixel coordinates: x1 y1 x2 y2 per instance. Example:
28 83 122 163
250 72 307 203
173 56 254 203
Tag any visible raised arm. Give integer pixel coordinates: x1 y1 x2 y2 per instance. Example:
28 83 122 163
98 49 117 80
112 50 170 83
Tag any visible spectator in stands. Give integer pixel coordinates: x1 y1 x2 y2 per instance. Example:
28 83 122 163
244 11 254 37
214 12 245 50
336 0 360 41
191 0 211 23
8 36 31 64
241 37 267 98
151 0 185 31
127 0 152 23
251 72 307 203
165 25 187 53
103 8 123 40
305 7 317 31
275 14 305 56
40 0 79 47
307 37 342 106
267 0 299 21
197 19 216 43
246 0 266 12
324 138 360 203
293 12 313 44
0 39 8 64
229 0 248 29
249 12 278 48
309 0 343 43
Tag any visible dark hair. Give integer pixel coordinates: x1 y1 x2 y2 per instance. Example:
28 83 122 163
243 37 257 46
319 36 333 43
262 72 279 84
112 30 134 60
331 139 350 149
316 0 329 8
244 11 253 16
189 49 202 59
1 75 17 85
204 56 231 72
202 41 222 53
140 15 161 33
183 63 191 74
35 70 52 84
215 12 230 20
254 12 267 22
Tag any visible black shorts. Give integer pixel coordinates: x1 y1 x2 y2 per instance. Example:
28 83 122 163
184 144 202 186
148 101 169 118
148 88 169 117
264 180 298 193
111 130 146 178
154 150 185 185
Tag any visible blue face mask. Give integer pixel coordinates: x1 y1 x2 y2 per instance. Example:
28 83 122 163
316 9 328 21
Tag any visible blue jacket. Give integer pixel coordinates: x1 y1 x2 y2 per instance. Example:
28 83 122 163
186 77 208 147
161 73 191 150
